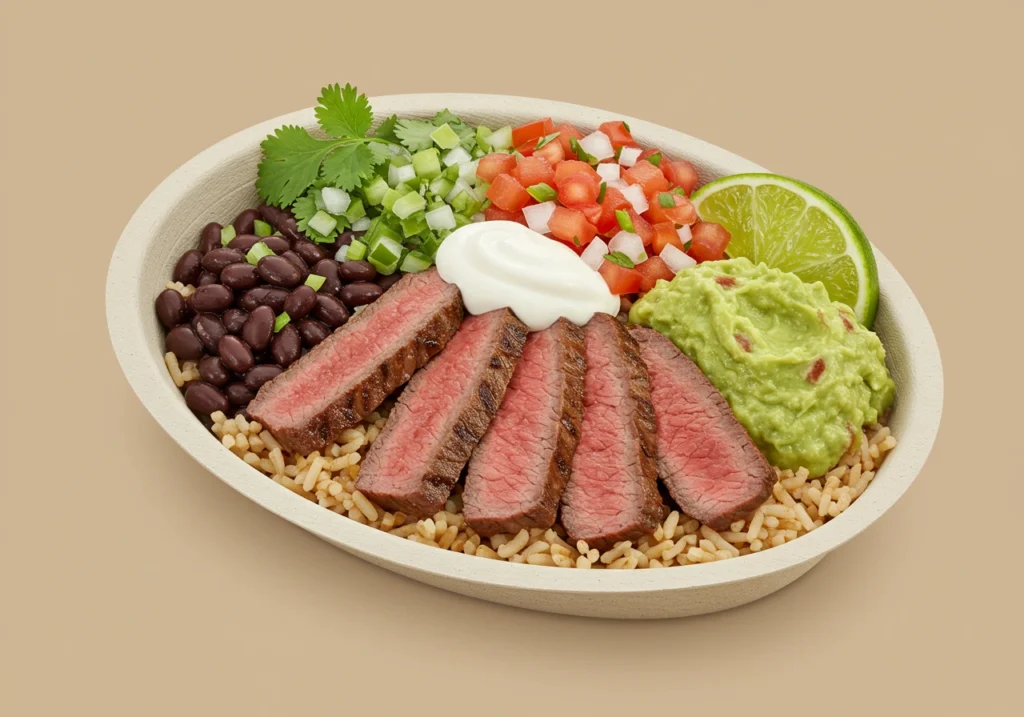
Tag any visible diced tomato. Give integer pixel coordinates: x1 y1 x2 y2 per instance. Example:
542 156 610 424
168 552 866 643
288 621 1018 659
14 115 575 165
514 140 535 157
623 160 670 195
578 203 603 226
596 186 632 236
626 208 654 245
645 191 698 226
635 256 675 292
554 160 600 187
555 123 584 159
477 153 516 183
689 221 732 262
533 137 565 165
511 156 556 189
599 260 643 295
484 205 527 225
662 159 700 196
511 118 555 148
598 121 637 149
486 173 531 212
548 206 598 246
651 221 686 254
558 174 600 207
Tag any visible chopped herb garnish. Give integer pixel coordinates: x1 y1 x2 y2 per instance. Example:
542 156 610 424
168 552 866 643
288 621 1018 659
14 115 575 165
573 236 581 247
535 132 561 150
526 183 558 203
596 181 607 204
648 152 662 167
658 192 676 207
622 121 631 133
570 137 599 165
615 209 635 233
274 312 291 333
604 251 635 269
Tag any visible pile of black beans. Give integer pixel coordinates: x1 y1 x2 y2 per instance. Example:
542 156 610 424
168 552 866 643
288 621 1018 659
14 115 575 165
155 205 402 419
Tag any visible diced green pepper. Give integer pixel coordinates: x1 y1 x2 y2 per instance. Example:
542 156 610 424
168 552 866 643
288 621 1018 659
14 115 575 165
526 183 557 203
304 274 326 291
382 188 404 212
362 176 390 206
412 148 442 179
400 211 428 238
346 240 368 261
245 241 274 266
392 191 427 220
476 125 493 152
400 250 433 273
253 219 273 237
220 225 236 246
430 123 461 150
344 198 366 222
307 210 337 237
367 236 403 275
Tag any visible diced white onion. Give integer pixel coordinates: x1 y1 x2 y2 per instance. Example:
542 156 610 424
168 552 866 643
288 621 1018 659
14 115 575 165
618 146 642 167
488 126 513 150
660 243 696 273
471 212 486 223
334 245 350 261
426 205 457 231
609 231 647 265
443 146 473 167
579 131 615 160
676 224 693 244
523 201 557 234
606 178 629 191
446 178 475 203
596 163 621 182
351 217 371 232
388 163 416 187
622 184 649 214
581 237 609 270
321 187 351 215
459 159 480 184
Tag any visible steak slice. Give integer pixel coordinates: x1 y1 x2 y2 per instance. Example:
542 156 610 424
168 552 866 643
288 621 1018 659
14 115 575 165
463 318 586 537
357 309 528 517
629 326 774 529
249 269 463 455
560 314 665 550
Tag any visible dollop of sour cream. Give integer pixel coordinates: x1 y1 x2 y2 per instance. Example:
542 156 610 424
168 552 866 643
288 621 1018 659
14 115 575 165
435 221 619 331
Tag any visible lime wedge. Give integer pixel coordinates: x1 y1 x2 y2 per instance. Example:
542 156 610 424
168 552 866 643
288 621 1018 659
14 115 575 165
691 173 879 327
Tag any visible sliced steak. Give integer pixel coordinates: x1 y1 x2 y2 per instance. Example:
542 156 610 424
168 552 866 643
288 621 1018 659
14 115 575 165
357 309 528 517
463 318 586 537
248 269 463 455
629 326 774 529
560 314 665 550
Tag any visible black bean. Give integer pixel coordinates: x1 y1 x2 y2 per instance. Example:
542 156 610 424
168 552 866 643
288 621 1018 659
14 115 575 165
283 285 317 320
200 222 223 254
262 236 291 254
297 318 331 348
218 335 254 374
315 294 350 327
258 204 301 243
242 305 275 352
263 288 288 313
192 313 228 354
340 281 383 307
220 262 260 290
293 239 326 266
257 255 303 288
190 284 234 313
237 286 270 312
155 289 187 329
227 234 260 253
312 259 342 296
338 259 377 282
185 382 230 415
225 382 256 407
244 365 283 392
222 308 248 335
201 247 244 275
280 251 309 278
197 271 219 287
376 273 403 291
173 250 204 286
233 208 260 235
166 325 204 360
198 355 231 387
271 323 302 367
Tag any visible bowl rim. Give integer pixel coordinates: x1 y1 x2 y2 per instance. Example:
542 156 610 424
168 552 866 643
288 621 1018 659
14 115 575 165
106 93 944 596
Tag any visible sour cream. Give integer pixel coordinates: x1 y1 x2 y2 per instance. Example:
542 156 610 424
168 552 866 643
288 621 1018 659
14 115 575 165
435 221 619 331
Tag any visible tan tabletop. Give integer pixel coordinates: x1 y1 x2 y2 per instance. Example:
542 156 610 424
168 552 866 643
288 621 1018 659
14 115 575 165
2 1 1020 714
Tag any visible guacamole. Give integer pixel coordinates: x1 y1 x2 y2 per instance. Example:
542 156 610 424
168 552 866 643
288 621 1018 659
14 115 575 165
629 258 895 476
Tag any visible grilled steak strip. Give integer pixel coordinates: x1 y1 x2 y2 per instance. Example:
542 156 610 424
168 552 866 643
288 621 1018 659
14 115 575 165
357 309 528 517
249 269 463 455
463 318 586 537
560 314 665 550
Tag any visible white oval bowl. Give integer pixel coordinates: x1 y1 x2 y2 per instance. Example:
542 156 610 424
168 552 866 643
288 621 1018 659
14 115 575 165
106 94 943 619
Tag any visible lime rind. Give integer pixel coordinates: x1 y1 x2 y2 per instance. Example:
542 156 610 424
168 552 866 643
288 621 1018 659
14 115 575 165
691 173 878 328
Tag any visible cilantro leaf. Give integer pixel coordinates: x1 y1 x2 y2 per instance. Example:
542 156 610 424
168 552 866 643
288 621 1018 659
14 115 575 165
320 143 375 191
395 119 437 151
368 142 391 165
292 191 338 243
372 114 399 142
257 126 339 207
604 251 635 269
315 83 373 139
432 109 461 127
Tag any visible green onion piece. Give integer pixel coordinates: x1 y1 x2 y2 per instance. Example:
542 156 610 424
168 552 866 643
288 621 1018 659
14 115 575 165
245 241 274 265
648 152 663 167
307 210 338 237
430 123 462 150
253 219 273 237
604 251 635 269
535 132 560 150
658 192 676 208
684 240 693 252
412 148 442 179
573 236 581 247
220 225 236 246
346 240 368 261
526 183 557 203
304 274 326 291
597 182 607 204
363 176 390 206
570 138 598 165
400 250 433 273
622 121 631 133
615 210 635 233
274 312 291 333
673 187 688 196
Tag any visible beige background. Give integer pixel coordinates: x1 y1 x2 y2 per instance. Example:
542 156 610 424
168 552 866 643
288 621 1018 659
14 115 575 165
2 1 1021 714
